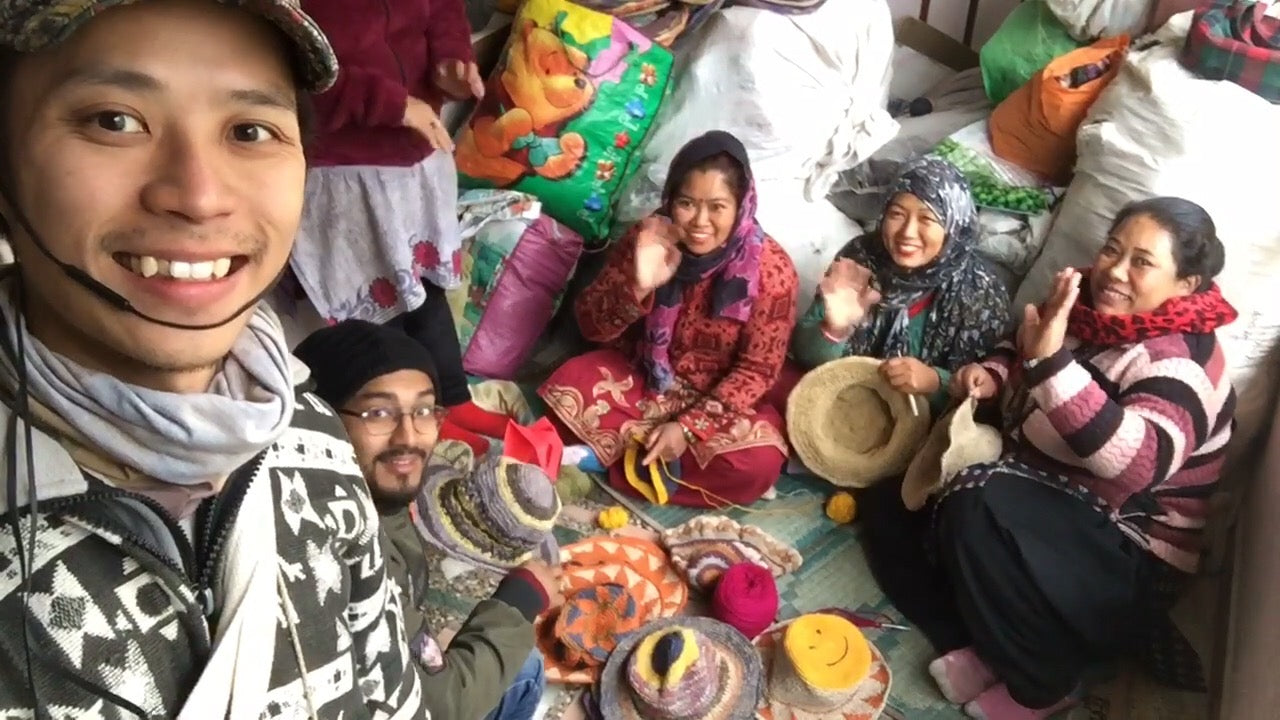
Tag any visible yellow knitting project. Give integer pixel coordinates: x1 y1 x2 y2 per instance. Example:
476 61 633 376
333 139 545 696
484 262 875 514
783 614 872 690
597 505 630 530
825 491 857 524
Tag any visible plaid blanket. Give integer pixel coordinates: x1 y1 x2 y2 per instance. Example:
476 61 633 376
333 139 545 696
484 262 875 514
1180 0 1280 103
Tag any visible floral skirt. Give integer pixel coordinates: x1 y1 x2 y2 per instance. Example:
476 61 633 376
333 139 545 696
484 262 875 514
539 349 788 508
290 151 463 324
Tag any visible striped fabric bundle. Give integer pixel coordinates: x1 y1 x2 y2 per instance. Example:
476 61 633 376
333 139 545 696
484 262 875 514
1180 0 1280 103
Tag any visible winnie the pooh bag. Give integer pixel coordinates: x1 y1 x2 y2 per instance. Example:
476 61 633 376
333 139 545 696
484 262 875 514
454 0 674 245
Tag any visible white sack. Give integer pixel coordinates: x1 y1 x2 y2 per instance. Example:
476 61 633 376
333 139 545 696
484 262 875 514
1015 14 1280 450
1045 0 1154 41
624 2 897 204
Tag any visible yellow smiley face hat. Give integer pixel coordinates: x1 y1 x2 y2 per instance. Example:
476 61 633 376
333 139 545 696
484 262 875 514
755 613 892 720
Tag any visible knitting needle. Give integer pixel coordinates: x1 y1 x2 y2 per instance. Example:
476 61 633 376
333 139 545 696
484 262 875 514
891 350 921 417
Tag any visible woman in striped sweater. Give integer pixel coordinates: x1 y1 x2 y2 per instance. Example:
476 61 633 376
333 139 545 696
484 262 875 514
916 197 1238 720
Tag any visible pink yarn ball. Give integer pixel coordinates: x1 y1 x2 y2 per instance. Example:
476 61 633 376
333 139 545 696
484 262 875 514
710 562 778 640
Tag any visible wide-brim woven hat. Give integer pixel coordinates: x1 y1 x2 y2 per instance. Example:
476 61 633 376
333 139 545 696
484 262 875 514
787 356 931 488
756 614 891 720
411 454 561 571
598 616 764 720
537 536 689 684
901 396 1003 511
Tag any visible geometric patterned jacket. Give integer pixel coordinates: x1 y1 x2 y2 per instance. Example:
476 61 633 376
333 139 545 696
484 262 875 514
0 387 430 718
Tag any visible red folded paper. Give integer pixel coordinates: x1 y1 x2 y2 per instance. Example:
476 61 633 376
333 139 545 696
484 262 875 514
502 417 564 482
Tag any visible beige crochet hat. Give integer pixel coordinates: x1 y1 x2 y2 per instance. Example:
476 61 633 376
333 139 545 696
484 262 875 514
901 397 1003 511
755 613 891 720
786 356 931 488
659 515 803 592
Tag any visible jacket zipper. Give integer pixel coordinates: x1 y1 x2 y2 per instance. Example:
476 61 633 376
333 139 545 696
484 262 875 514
36 448 266 626
39 489 195 578
379 0 408 85
194 450 265 621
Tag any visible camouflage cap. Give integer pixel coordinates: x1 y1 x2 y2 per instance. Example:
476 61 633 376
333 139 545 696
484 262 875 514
0 0 338 92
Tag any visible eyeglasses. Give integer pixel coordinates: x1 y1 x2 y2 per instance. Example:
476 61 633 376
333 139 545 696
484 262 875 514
338 405 447 436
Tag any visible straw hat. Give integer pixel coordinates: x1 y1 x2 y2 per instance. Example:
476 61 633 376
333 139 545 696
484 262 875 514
411 454 561 571
537 536 689 684
901 397 1003 511
786 356 931 488
598 616 764 720
756 614 892 720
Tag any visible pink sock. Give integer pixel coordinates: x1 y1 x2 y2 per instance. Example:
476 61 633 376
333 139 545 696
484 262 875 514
930 647 998 704
963 684 1076 720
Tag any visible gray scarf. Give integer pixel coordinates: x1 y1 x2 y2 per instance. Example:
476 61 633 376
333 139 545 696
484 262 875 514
0 287 295 485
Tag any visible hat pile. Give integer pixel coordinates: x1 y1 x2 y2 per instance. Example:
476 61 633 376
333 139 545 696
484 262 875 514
597 616 764 720
901 396 1003 511
411 454 561 570
659 515 802 592
537 536 689 684
756 613 892 720
787 356 931 488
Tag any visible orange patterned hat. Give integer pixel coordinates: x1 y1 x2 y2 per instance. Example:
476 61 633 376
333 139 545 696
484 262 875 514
536 536 689 684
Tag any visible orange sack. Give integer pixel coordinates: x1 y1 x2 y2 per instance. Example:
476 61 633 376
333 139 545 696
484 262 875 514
989 35 1130 185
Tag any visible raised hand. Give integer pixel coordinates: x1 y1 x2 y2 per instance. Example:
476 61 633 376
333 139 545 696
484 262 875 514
434 59 486 100
819 258 881 336
1018 268 1081 361
633 216 682 295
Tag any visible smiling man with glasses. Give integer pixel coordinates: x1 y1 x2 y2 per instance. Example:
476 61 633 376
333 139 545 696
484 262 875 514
295 319 561 720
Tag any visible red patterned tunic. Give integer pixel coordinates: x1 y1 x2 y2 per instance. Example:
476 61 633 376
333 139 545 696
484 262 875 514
539 226 798 507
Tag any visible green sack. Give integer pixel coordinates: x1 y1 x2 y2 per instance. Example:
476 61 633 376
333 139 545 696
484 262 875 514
454 0 674 246
979 0 1084 105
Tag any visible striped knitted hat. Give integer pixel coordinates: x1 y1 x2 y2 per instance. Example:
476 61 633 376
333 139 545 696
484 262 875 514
599 616 763 720
411 454 560 570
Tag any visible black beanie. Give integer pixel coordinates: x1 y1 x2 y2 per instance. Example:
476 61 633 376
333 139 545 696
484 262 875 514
294 320 440 409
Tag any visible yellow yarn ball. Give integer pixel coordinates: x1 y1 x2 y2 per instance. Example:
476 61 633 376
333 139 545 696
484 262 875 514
826 492 857 524
598 505 630 530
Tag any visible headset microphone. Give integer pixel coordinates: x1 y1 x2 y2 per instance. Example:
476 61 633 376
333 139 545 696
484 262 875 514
2 186 280 331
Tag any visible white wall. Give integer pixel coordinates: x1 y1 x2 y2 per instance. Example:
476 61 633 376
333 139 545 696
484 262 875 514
887 0 1022 47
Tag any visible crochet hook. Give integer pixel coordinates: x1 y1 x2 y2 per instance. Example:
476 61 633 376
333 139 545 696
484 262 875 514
814 607 911 631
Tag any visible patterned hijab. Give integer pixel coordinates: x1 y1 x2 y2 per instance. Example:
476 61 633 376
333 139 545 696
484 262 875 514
641 131 766 392
839 156 1011 371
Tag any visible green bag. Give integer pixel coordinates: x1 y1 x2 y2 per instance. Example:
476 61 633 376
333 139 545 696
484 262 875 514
979 1 1084 105
454 0 674 246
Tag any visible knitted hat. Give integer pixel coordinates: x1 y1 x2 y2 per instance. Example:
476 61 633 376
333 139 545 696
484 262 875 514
537 536 689 685
756 614 891 720
0 0 338 92
786 356 930 488
901 396 1003 511
659 515 802 592
295 320 439 409
411 454 561 571
598 616 764 720
540 584 644 676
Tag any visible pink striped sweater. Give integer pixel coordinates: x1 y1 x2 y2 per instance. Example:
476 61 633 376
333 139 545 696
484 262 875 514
980 332 1236 573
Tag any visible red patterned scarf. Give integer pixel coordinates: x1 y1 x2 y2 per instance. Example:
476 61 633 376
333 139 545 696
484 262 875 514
1067 269 1239 346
